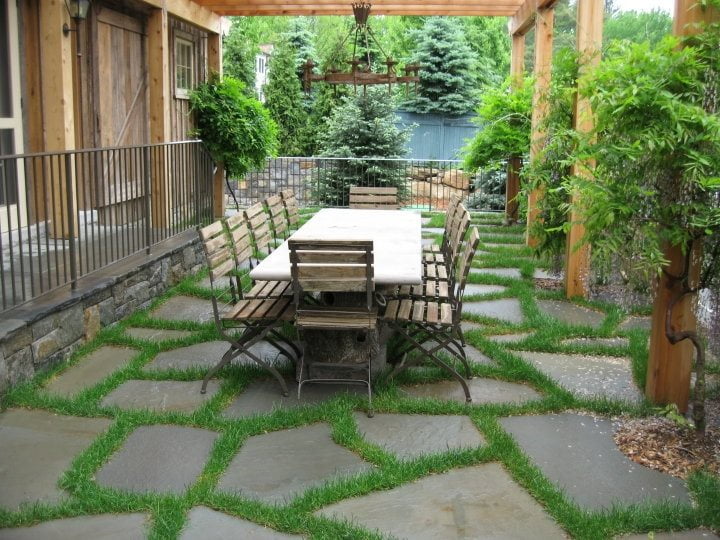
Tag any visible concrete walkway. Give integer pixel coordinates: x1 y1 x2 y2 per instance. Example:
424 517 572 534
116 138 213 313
0 215 710 540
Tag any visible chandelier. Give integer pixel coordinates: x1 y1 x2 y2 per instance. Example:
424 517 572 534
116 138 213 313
302 3 420 94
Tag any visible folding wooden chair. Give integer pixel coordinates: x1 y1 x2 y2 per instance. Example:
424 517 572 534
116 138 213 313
244 202 274 263
349 186 398 209
198 221 299 396
264 194 289 244
289 239 377 416
383 227 481 403
224 212 291 299
280 188 301 233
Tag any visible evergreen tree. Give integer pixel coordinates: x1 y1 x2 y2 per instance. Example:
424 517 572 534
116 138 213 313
297 83 349 155
263 41 308 156
223 18 256 91
315 88 410 205
283 18 317 79
403 17 476 116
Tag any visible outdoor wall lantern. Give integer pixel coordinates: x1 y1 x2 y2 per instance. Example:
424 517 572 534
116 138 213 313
63 0 91 36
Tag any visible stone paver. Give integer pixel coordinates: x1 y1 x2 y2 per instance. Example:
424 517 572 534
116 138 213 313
144 341 231 372
488 332 533 344
619 316 652 331
620 530 719 539
514 350 642 402
44 346 138 397
421 238 435 248
420 217 432 226
316 463 565 539
0 409 112 510
463 283 508 296
464 298 524 324
100 380 221 412
470 267 522 279
460 320 484 333
217 423 372 503
422 227 444 235
533 268 564 280
562 336 630 348
180 507 302 539
222 378 364 418
96 425 217 494
0 513 149 539
500 413 690 509
150 295 216 323
402 377 542 404
144 340 289 372
536 299 606 329
420 341 494 366
353 413 485 459
125 327 195 341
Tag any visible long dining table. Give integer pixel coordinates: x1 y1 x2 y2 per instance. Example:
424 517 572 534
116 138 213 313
249 208 423 371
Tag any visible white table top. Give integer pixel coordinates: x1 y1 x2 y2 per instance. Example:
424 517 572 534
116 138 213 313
249 208 423 285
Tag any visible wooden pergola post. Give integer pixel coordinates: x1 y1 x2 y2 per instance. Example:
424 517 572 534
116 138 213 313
505 34 525 224
645 0 719 411
39 0 78 239
525 6 555 247
564 0 603 298
147 8 172 229
207 30 226 219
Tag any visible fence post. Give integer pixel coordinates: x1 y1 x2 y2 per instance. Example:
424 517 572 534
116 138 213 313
64 153 78 290
194 144 202 228
143 146 152 254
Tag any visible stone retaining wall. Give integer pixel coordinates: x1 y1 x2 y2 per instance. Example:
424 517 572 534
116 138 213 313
0 232 204 397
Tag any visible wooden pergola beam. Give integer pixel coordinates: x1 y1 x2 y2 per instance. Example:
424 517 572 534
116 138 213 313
510 0 558 36
144 0 222 33
200 5 519 15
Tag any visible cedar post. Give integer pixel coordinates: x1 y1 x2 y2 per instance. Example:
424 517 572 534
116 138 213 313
39 0 78 238
505 34 525 223
207 31 226 219
147 8 172 229
645 0 719 410
564 0 603 297
526 7 555 247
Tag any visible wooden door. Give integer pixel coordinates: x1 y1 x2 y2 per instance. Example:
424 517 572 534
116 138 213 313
92 7 148 224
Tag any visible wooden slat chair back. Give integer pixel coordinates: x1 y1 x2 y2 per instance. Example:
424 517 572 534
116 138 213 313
424 193 462 255
199 220 240 302
349 186 398 210
280 188 300 229
244 202 273 257
452 226 481 316
197 219 299 398
225 212 254 268
264 194 289 243
225 211 291 300
289 240 375 315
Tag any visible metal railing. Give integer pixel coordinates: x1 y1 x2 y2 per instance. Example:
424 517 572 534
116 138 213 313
0 141 215 311
225 157 506 212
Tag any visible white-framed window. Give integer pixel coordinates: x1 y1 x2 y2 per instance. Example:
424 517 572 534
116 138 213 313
174 37 194 99
0 0 26 231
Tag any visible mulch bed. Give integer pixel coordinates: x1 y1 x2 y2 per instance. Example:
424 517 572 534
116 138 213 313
613 396 720 479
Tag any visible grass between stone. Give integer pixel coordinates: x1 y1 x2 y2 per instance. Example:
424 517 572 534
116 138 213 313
1 210 718 539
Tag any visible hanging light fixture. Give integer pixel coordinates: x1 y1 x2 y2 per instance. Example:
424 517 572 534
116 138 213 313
302 3 420 95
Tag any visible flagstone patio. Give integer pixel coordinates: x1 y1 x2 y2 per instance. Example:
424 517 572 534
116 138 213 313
0 212 715 539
